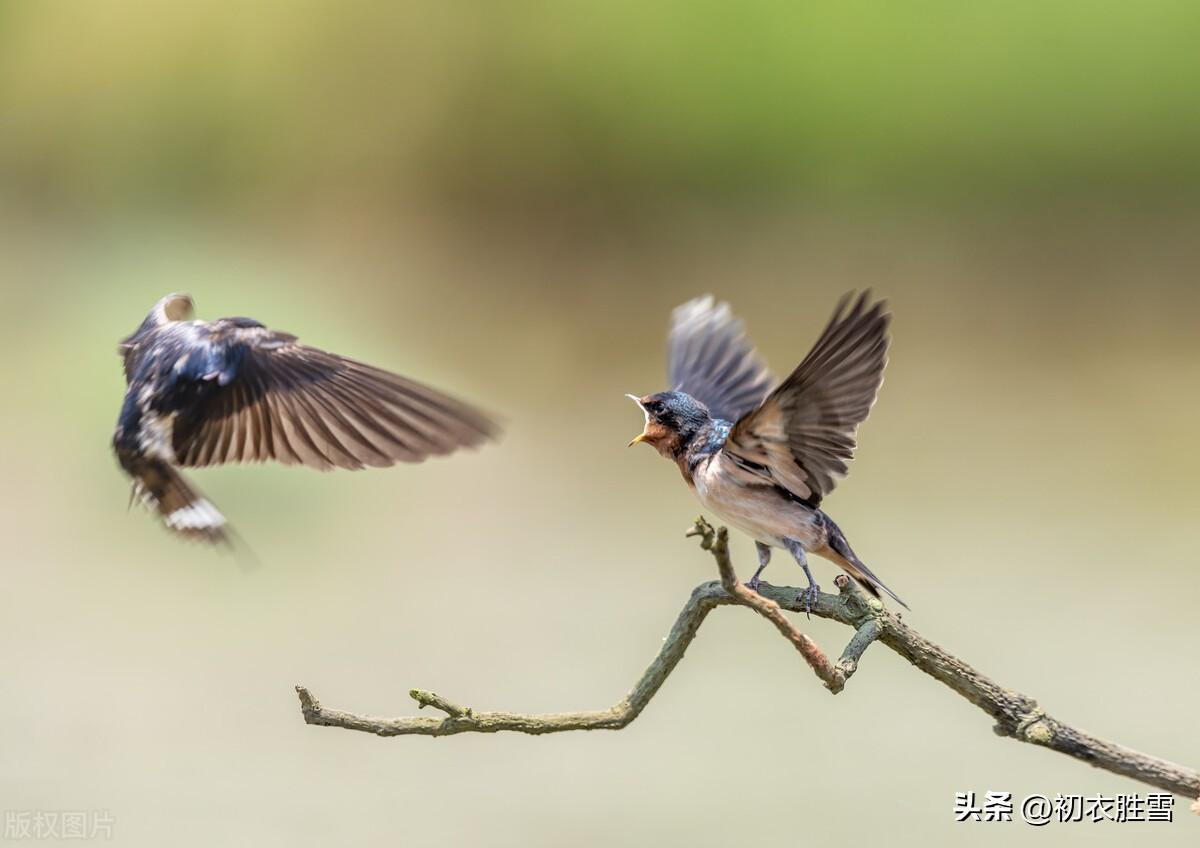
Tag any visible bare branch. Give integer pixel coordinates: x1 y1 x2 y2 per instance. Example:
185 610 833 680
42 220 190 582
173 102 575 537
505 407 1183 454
687 517 841 689
296 571 725 736
295 520 1200 802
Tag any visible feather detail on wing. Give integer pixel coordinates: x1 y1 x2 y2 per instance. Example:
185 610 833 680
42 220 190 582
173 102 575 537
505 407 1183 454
667 296 774 424
722 291 890 506
171 323 497 470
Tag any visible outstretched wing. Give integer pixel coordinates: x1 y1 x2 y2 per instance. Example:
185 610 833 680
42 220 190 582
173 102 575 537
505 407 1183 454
667 296 774 423
171 320 497 470
722 292 889 506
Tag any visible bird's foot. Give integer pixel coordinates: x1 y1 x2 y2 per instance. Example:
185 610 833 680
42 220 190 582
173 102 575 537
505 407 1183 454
745 576 762 594
797 583 820 618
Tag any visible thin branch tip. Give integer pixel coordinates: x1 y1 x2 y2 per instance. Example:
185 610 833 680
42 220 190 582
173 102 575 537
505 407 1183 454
295 685 319 712
685 516 717 550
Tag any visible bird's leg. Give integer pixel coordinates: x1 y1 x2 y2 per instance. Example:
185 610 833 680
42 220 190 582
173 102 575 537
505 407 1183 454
784 538 820 617
746 542 772 593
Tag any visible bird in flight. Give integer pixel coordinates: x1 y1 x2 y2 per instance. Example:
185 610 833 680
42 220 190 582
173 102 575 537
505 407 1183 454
627 292 906 612
113 293 497 543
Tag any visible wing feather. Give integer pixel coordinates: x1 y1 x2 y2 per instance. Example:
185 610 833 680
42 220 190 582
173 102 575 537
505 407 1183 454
294 383 387 467
667 296 774 423
723 292 890 506
171 322 497 470
264 390 301 465
328 369 452 458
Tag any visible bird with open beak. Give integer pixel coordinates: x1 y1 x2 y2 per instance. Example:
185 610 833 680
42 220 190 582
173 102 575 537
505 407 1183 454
113 293 498 544
627 292 907 613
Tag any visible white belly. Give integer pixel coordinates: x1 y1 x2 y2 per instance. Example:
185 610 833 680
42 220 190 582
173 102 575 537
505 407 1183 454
691 454 821 551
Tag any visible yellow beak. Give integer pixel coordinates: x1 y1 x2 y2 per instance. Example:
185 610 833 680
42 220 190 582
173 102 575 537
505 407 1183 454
625 393 650 447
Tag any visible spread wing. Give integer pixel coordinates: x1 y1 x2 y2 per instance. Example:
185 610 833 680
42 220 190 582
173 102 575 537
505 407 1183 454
667 296 774 423
722 292 889 506
171 321 497 470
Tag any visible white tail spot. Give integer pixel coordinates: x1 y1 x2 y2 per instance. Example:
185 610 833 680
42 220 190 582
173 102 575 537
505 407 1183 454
166 499 226 530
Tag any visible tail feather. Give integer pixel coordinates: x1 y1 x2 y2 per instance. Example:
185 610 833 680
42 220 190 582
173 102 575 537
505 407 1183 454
840 555 910 611
824 519 910 611
131 462 229 544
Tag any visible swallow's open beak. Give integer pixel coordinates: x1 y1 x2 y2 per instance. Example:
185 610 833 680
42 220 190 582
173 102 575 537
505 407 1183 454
626 393 650 447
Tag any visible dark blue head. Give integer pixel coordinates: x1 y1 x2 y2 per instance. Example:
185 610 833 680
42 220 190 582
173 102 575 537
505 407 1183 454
627 390 713 459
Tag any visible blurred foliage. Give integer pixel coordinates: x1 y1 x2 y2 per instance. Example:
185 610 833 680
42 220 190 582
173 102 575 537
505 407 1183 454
1 0 1199 213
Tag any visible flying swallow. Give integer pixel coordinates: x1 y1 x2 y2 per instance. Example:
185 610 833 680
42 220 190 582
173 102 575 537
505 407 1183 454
113 294 497 543
628 292 907 612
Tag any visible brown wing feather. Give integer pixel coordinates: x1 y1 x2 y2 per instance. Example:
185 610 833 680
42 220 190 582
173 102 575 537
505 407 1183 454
173 327 497 470
723 291 890 505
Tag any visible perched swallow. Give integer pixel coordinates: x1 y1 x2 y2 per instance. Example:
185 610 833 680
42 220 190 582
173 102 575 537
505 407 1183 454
113 293 497 543
628 292 907 611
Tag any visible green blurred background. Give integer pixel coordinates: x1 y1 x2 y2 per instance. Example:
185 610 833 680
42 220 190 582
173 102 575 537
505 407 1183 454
2 1 1198 845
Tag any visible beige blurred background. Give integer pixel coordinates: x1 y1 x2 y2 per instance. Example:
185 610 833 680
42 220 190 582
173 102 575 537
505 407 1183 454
2 2 1199 845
